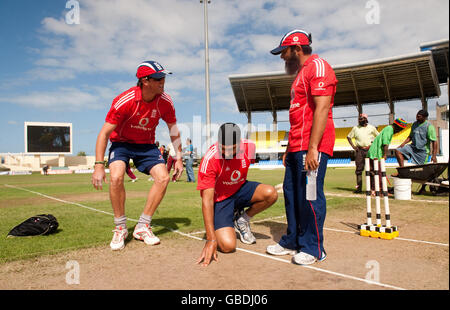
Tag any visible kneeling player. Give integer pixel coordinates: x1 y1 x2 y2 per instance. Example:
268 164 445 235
196 123 278 267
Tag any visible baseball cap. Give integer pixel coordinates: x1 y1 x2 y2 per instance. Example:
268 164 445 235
393 118 408 129
136 61 172 79
270 29 312 55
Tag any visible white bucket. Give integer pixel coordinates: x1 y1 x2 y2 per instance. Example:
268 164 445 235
393 177 412 200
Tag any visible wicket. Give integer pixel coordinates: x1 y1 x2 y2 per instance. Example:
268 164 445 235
358 157 399 240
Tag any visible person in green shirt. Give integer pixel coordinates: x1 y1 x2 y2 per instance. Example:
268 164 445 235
367 118 407 194
367 118 408 160
395 110 438 166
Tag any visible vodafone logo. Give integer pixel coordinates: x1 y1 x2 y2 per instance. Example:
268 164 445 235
139 118 149 127
230 170 241 182
318 82 325 87
293 36 299 42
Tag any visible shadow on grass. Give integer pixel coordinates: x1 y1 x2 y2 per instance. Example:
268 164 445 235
149 217 191 235
122 217 191 243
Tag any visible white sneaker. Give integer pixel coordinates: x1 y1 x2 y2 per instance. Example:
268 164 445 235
293 251 327 265
133 224 160 245
234 217 256 244
110 226 128 251
266 243 296 256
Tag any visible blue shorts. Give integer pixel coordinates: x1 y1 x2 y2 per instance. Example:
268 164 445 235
108 142 165 175
397 144 428 165
214 181 260 230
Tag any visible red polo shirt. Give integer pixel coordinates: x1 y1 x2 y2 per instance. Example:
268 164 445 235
288 54 337 156
197 140 256 202
105 86 177 144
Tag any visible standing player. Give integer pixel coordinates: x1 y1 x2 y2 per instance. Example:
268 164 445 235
347 114 379 193
196 123 278 267
92 60 184 251
267 29 338 265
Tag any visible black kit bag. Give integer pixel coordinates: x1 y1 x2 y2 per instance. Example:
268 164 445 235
7 214 59 237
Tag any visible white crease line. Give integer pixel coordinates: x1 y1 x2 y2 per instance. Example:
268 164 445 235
270 219 449 247
394 237 449 246
6 184 448 247
325 192 449 204
3 184 200 238
188 215 287 236
233 247 406 290
1 184 434 290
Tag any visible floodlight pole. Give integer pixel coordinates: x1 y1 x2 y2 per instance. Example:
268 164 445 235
201 0 212 149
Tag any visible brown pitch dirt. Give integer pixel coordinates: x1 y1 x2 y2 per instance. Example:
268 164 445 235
0 195 448 291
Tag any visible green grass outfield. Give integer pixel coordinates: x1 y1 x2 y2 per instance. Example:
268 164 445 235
0 167 447 263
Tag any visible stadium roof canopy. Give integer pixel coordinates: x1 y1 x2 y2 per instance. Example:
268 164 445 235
420 39 449 84
228 41 448 115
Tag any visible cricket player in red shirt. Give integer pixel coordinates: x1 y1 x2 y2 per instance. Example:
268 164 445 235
92 60 184 251
196 123 278 267
267 30 338 265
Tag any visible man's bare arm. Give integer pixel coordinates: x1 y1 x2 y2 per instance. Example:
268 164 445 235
197 188 218 266
305 95 332 171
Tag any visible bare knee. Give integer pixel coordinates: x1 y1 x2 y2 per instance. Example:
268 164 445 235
110 174 124 187
216 227 236 253
265 186 278 204
218 240 236 253
154 174 170 186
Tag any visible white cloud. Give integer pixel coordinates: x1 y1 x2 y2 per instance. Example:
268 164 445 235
4 0 449 126
1 87 106 111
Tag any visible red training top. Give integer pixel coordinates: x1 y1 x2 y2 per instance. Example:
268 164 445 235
288 54 338 156
197 140 256 202
105 86 177 144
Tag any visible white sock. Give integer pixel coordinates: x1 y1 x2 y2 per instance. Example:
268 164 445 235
240 211 252 222
114 215 127 229
137 213 152 228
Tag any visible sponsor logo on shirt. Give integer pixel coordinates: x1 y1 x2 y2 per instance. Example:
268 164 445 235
314 81 326 91
222 170 244 186
130 117 152 131
139 118 149 127
230 170 241 181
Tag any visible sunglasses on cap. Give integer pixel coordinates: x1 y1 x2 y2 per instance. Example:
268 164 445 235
145 75 165 81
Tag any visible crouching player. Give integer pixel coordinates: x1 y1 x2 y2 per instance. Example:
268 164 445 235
196 123 278 267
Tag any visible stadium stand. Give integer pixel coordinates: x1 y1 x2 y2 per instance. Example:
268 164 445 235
334 127 353 151
250 122 415 168
249 131 287 150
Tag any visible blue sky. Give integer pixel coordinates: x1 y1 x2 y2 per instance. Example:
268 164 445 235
0 0 448 156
